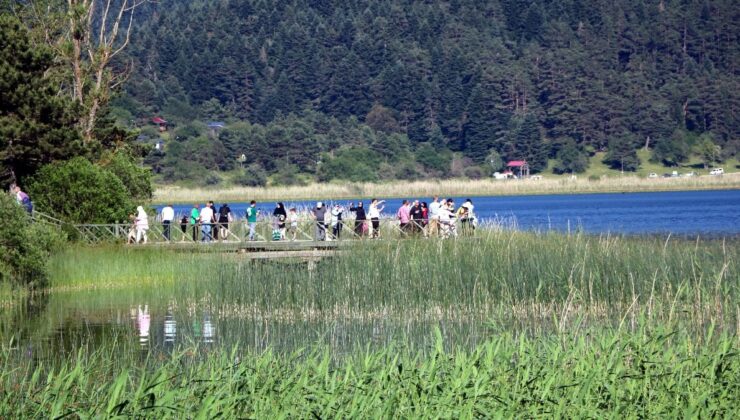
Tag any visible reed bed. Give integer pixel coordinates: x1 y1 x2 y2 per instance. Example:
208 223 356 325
153 173 740 203
46 231 738 335
1 326 737 417
2 231 737 416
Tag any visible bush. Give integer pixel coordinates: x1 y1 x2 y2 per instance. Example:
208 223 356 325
553 140 589 174
463 166 485 180
101 151 152 200
415 143 452 175
28 157 133 223
318 148 380 182
271 164 307 186
0 194 62 288
234 164 267 187
204 173 222 186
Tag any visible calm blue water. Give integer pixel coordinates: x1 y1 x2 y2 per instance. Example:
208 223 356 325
162 189 740 236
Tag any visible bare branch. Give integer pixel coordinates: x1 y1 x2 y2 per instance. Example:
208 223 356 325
111 5 135 59
99 0 112 47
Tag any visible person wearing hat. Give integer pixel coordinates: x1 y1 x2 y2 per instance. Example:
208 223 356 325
312 202 327 241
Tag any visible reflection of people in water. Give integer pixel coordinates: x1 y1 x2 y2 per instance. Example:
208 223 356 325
136 305 150 348
202 312 215 344
164 306 176 345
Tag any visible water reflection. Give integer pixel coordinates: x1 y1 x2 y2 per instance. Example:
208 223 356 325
136 305 150 348
164 306 176 346
129 304 216 350
203 312 215 344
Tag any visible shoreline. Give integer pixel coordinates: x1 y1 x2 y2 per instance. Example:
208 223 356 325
152 173 740 204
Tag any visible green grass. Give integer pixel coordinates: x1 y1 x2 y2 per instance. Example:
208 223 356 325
1 232 737 416
548 150 740 179
1 325 737 417
46 232 738 334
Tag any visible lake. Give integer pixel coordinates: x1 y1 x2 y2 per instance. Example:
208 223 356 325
163 189 740 236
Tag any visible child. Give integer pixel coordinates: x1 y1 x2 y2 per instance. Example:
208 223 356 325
127 213 137 244
288 208 298 241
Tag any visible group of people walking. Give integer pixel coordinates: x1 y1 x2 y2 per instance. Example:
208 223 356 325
310 196 475 241
128 197 477 244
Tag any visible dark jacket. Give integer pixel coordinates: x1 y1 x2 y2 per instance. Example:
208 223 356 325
349 205 366 221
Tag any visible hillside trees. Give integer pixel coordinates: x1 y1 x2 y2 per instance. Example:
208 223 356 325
65 0 739 180
0 15 82 185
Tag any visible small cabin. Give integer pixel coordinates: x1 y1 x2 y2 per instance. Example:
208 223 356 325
506 160 530 178
152 117 168 132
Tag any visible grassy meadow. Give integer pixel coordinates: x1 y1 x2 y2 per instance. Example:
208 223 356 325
1 231 738 416
153 171 740 204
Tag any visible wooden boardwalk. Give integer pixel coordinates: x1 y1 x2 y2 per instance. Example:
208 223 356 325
33 212 472 260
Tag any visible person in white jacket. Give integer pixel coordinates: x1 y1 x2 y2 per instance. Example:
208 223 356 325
135 206 149 244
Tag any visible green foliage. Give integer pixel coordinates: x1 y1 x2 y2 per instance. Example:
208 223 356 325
233 164 267 187
486 150 504 173
0 15 82 185
270 163 307 186
603 135 640 172
415 143 452 175
502 113 549 173
37 0 736 181
651 130 691 167
101 151 152 200
0 194 62 288
28 157 133 223
553 140 589 174
318 147 381 182
695 133 722 168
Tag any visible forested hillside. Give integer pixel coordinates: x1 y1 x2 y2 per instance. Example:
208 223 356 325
114 0 739 184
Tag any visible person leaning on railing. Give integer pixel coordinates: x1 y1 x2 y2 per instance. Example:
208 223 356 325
190 204 200 241
349 201 367 237
246 200 258 241
161 204 174 241
368 199 384 239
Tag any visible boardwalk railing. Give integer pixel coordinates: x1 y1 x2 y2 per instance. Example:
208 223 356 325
71 218 477 244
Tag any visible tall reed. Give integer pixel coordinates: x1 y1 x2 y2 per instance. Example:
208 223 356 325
1 325 737 417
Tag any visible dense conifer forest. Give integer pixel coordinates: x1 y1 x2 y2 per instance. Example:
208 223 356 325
110 0 738 183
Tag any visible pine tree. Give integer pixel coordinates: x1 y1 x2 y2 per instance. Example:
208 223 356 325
0 15 82 185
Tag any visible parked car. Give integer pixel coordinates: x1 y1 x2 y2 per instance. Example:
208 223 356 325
682 172 696 177
648 173 658 178
709 168 724 176
662 173 672 178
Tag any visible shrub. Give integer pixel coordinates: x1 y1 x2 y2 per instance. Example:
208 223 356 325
101 151 152 200
553 140 589 174
204 173 222 186
415 143 452 175
271 164 307 186
28 157 133 223
234 164 267 187
463 166 485 180
0 194 62 288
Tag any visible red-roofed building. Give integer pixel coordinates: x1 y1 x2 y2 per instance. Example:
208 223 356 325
506 160 529 178
152 117 168 132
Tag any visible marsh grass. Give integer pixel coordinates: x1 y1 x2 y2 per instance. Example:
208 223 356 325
47 231 738 335
1 324 737 417
153 173 740 203
2 231 738 416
